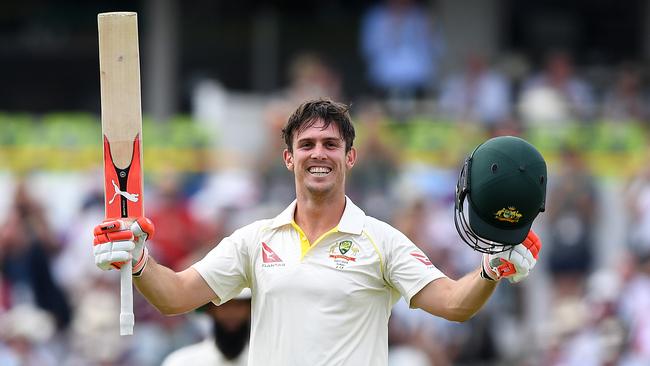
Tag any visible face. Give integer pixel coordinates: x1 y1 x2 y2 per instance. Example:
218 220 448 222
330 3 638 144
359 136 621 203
210 300 251 332
283 119 356 199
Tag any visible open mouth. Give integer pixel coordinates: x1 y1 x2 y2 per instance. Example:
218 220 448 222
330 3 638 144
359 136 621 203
308 166 332 177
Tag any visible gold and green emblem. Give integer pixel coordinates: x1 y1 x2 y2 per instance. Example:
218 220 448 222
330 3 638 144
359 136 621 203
494 206 523 223
338 240 352 255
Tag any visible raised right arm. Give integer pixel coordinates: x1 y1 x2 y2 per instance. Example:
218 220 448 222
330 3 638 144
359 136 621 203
134 256 218 315
93 218 219 316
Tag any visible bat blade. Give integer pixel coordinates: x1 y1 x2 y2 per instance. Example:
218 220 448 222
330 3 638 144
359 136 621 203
98 11 143 336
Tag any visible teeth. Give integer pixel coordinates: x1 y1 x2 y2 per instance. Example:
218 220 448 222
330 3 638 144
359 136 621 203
309 167 331 174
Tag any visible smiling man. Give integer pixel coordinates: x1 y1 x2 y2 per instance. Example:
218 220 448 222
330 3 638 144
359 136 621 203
92 99 546 366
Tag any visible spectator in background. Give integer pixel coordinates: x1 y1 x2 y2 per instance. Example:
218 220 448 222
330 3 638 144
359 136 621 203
545 146 598 298
63 281 130 365
53 189 106 299
519 50 596 125
544 270 626 366
162 288 251 366
147 170 206 271
259 101 300 209
438 53 512 130
360 0 444 118
624 148 650 260
266 51 343 110
260 52 343 209
0 304 57 366
387 306 448 366
284 52 343 103
618 252 650 365
0 180 71 330
347 102 400 221
602 63 649 123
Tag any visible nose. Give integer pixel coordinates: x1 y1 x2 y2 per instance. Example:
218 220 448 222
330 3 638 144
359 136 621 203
310 144 327 160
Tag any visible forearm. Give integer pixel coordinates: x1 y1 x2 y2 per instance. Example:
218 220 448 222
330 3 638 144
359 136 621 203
444 267 497 321
413 267 497 322
134 256 215 315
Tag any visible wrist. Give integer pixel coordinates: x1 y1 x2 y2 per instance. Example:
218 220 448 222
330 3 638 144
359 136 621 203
481 254 499 281
132 247 149 276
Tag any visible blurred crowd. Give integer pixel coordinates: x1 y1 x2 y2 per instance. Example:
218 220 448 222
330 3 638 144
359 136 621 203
3 0 650 365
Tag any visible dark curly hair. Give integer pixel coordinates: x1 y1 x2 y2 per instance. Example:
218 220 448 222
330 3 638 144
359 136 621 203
282 99 356 153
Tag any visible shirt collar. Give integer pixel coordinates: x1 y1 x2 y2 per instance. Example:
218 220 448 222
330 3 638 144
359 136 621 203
269 196 366 235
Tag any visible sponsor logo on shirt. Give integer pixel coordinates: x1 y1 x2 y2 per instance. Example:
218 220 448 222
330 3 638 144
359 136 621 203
410 251 433 266
262 242 285 268
329 240 359 269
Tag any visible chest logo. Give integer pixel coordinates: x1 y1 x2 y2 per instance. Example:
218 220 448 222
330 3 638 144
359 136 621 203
262 242 285 268
329 240 360 269
339 240 352 255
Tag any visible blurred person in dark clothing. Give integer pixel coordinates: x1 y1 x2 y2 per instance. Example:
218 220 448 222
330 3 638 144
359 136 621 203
545 147 598 297
0 180 71 329
602 63 649 123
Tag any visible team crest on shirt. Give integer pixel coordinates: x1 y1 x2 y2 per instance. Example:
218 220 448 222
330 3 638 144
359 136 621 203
329 240 360 269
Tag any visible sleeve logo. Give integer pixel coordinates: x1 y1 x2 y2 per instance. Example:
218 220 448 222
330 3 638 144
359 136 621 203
410 251 433 266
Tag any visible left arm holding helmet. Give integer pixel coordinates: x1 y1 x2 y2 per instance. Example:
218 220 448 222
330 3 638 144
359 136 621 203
411 230 541 322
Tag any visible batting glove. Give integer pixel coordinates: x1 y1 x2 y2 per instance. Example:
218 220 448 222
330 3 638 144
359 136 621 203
93 217 155 276
481 230 541 283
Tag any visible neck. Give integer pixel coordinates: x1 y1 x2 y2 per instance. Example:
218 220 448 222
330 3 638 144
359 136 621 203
294 193 346 243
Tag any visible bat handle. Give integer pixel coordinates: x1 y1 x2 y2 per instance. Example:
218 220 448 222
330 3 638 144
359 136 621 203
120 261 134 335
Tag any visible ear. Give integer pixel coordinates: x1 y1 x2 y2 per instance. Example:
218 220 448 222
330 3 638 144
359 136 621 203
346 147 357 169
283 149 294 171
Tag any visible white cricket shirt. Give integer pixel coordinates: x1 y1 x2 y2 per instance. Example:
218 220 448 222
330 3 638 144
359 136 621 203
162 340 248 366
193 197 445 366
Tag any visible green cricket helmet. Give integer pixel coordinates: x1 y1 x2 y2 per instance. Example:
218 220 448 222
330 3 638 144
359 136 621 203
454 136 547 253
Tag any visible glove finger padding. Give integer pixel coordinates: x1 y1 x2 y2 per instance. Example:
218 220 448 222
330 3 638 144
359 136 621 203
521 230 541 260
94 240 135 270
483 230 541 283
131 217 155 240
94 219 128 235
92 218 154 272
129 218 154 275
93 230 134 245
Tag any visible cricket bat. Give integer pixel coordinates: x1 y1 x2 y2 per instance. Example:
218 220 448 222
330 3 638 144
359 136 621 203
98 12 144 336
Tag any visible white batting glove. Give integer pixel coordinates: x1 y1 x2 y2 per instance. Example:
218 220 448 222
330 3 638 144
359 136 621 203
93 217 155 276
481 230 541 283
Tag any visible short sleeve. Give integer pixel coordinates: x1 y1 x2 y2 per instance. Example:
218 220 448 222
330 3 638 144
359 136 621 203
384 230 446 307
192 228 251 305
